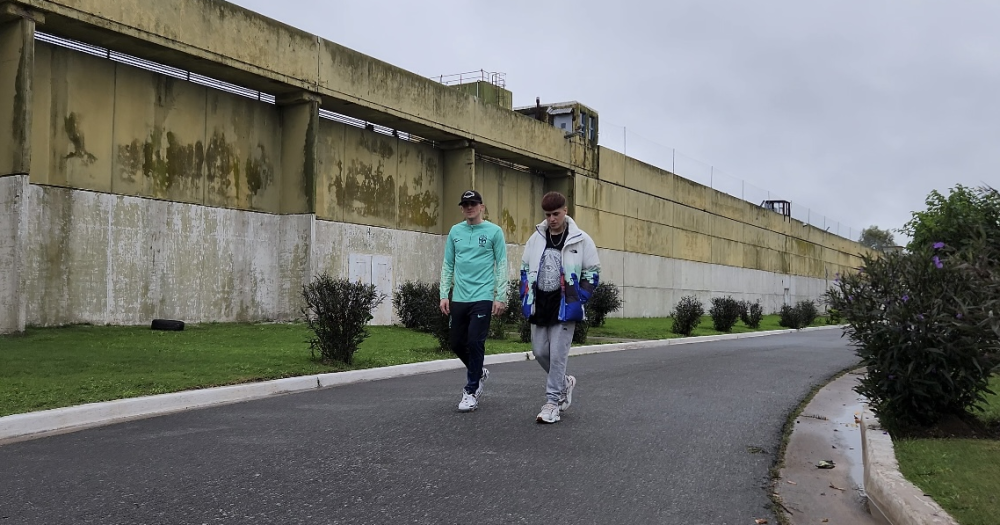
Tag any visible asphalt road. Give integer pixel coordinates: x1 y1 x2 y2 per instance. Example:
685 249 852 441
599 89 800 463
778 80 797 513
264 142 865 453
0 330 860 525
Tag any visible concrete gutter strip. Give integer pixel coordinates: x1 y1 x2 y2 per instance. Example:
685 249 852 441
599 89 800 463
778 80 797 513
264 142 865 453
0 325 843 443
569 325 837 357
861 408 959 525
0 375 319 443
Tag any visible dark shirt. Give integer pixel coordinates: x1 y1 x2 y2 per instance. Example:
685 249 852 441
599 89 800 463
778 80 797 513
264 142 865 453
529 230 566 326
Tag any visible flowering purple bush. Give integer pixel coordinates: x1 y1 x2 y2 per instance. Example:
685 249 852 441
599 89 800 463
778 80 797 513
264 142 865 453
826 237 999 433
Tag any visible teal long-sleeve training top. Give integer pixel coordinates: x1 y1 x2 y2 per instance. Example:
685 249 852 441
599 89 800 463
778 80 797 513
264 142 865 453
440 220 508 303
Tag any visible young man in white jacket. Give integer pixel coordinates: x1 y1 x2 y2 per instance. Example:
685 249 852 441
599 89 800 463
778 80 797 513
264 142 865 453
520 191 601 423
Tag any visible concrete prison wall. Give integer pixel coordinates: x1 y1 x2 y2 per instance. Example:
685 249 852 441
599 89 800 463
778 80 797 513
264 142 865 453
0 0 869 333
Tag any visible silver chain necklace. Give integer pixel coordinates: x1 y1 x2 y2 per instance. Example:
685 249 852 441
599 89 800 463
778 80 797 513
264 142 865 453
548 228 566 248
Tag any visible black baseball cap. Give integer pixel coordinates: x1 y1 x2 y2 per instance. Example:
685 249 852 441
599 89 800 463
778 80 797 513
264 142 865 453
459 190 483 205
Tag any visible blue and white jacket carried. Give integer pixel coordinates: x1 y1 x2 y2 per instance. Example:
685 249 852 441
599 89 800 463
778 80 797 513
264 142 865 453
520 215 601 323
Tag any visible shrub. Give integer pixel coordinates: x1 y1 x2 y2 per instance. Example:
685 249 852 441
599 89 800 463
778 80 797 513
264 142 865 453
709 296 742 332
519 318 531 343
391 280 452 351
432 311 451 352
778 301 817 329
671 295 704 336
503 279 522 325
778 304 799 329
827 239 1000 433
573 321 590 344
740 300 764 329
821 289 842 325
586 282 624 327
488 317 506 340
301 273 385 365
796 300 819 327
486 279 525 341
393 281 440 332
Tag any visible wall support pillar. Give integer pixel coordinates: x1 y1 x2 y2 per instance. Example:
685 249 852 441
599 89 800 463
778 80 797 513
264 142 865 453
0 5 40 334
442 144 476 230
276 91 321 303
544 169 575 216
0 3 40 176
276 91 321 215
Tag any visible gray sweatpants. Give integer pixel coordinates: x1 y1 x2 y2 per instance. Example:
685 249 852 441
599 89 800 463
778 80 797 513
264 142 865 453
531 322 575 404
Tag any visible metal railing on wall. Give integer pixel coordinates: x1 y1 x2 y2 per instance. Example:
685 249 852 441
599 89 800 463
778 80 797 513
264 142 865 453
434 70 506 88
599 121 861 241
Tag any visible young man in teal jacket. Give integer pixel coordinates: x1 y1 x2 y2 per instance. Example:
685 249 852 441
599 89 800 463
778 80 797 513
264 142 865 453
440 190 508 412
520 191 601 423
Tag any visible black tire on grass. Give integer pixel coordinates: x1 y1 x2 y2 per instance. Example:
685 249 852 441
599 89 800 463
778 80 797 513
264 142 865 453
151 319 185 331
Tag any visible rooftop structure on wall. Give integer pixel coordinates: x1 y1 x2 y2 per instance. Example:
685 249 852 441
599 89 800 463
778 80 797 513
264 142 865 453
434 70 513 110
515 100 600 145
762 200 792 219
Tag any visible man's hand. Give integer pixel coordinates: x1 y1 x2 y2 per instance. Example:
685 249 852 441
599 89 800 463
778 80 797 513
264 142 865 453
492 301 506 317
439 299 450 315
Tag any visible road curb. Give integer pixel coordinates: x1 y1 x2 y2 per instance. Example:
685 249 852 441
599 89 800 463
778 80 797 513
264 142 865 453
861 407 959 524
0 324 844 444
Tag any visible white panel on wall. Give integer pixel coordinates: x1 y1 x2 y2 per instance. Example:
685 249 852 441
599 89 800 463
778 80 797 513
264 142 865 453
372 255 393 325
348 253 394 325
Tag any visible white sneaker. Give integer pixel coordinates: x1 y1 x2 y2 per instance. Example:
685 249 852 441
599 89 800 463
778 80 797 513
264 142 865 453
560 375 576 411
458 391 478 412
475 368 490 399
536 402 560 424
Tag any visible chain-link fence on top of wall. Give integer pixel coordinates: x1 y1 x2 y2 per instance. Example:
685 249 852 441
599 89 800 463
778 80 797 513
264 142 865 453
599 122 861 242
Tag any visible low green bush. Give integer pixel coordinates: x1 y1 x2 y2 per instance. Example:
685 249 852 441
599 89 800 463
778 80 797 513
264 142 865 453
302 273 385 365
586 282 624 327
709 296 741 332
671 296 704 336
739 299 764 329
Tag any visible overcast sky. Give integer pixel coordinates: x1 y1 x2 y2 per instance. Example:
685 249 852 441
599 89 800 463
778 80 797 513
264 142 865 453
230 0 999 245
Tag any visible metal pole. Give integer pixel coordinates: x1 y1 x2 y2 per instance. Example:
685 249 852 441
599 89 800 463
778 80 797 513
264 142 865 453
672 149 675 173
623 127 627 155
710 166 714 188
742 180 745 201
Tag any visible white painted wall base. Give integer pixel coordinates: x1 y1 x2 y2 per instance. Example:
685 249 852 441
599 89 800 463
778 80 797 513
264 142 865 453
599 248 831 318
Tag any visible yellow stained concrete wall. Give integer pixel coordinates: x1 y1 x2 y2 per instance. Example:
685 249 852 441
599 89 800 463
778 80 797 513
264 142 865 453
316 118 443 234
474 160 544 245
21 33 869 284
15 0 576 170
3 0 883 332
588 148 869 280
31 42 283 212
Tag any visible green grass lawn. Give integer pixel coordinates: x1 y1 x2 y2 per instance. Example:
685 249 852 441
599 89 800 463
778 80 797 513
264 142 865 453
0 323 530 417
894 375 1000 525
978 376 1000 425
0 314 830 417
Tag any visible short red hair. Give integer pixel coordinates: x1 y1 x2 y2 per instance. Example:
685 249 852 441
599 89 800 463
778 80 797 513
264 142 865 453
541 191 567 212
